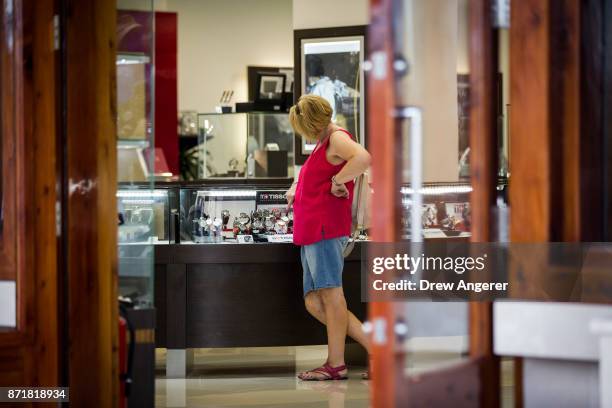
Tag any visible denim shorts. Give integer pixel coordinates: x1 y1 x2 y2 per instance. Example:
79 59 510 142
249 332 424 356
301 236 349 297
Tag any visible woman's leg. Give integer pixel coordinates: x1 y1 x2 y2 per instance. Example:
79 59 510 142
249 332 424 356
319 287 348 368
304 292 370 352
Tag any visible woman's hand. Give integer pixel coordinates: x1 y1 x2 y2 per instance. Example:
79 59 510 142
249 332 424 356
331 182 349 199
286 183 297 209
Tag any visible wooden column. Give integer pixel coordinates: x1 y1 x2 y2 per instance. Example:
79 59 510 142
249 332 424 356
368 0 400 407
510 1 552 242
510 0 582 406
24 0 60 391
468 0 500 407
65 0 118 405
579 0 605 242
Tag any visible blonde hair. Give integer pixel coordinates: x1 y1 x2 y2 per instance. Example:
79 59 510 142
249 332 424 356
289 94 333 141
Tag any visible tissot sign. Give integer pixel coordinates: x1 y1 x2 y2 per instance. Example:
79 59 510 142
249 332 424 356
256 191 287 206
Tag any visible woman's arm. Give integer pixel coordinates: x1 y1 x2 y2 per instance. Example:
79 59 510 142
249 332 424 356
329 131 371 185
286 178 298 209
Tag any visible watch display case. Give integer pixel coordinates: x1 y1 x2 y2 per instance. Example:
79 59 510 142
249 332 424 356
401 182 473 240
178 186 293 243
116 1 156 309
117 188 170 308
118 188 171 244
198 112 295 179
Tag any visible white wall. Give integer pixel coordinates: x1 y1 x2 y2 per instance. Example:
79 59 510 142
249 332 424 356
158 0 294 113
292 0 369 29
400 0 463 182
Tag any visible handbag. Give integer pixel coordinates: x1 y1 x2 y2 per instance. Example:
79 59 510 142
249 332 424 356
343 169 371 257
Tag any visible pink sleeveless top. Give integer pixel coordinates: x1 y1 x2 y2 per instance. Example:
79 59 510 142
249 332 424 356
293 129 355 246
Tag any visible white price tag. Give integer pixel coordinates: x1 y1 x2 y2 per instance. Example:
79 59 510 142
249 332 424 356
266 234 293 243
237 235 254 244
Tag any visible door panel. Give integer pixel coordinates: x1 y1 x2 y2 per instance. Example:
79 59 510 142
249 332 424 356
367 0 501 406
0 0 21 286
0 0 60 396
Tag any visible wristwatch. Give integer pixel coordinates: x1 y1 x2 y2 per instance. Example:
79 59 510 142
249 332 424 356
237 212 251 225
271 208 282 219
221 209 230 229
202 217 213 236
274 219 288 234
232 212 251 236
252 218 264 233
264 215 276 232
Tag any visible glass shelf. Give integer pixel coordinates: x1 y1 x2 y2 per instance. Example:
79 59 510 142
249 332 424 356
198 112 295 179
117 139 150 149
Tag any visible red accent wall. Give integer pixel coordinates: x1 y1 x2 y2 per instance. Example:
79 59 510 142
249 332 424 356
154 12 178 174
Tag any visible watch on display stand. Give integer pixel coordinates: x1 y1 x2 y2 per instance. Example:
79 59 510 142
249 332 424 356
264 215 276 234
233 212 251 237
220 209 235 239
192 213 209 243
212 218 223 242
274 218 288 234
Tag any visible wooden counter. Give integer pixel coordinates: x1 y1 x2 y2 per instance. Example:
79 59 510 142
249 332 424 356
153 242 366 350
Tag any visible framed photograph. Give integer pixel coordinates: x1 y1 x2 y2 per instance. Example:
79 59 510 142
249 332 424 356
257 73 285 100
247 66 293 101
253 72 286 112
294 26 367 164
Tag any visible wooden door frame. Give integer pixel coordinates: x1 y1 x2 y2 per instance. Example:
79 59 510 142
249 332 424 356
367 0 502 406
0 0 25 321
509 0 609 406
64 0 119 405
0 1 121 405
468 0 500 407
367 0 400 407
0 0 60 393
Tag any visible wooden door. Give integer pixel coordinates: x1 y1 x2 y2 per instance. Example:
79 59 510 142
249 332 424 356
367 0 607 406
0 1 120 406
367 0 501 406
0 0 60 400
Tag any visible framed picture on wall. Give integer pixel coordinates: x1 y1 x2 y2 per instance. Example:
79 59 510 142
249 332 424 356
254 72 287 112
247 66 294 101
256 73 285 101
294 25 367 164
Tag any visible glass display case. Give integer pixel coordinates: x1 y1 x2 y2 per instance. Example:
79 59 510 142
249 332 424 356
117 187 170 308
115 181 490 254
178 186 293 244
116 0 155 308
401 182 473 240
117 188 171 244
198 112 295 179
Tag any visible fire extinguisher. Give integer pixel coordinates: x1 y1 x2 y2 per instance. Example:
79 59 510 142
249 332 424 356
118 301 135 408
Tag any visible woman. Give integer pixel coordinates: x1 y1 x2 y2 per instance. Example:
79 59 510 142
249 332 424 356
286 94 371 381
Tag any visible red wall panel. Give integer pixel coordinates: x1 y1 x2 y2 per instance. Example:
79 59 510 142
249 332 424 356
154 12 178 174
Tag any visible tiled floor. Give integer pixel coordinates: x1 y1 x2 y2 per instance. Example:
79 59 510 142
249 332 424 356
154 344 514 407
155 346 369 408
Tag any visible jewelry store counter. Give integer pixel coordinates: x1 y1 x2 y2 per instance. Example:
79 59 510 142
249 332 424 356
117 180 478 376
150 241 364 377
153 242 365 350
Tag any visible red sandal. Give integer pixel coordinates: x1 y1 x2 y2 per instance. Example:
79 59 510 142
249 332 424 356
298 363 348 381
